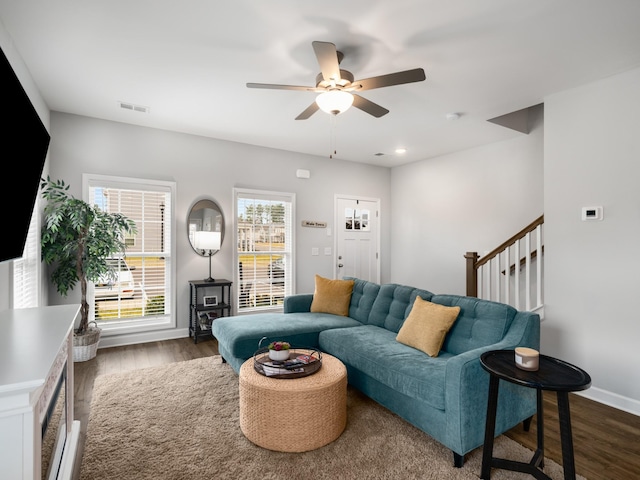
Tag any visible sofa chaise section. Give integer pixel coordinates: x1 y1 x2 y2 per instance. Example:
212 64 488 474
212 311 362 372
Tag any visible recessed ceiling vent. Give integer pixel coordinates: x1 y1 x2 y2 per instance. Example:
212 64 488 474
119 101 149 113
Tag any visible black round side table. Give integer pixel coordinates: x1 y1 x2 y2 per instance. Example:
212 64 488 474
480 349 591 480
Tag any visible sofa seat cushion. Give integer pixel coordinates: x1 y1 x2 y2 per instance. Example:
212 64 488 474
212 312 362 361
319 325 451 410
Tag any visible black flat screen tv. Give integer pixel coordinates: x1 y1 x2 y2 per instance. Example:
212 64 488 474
1 45 50 264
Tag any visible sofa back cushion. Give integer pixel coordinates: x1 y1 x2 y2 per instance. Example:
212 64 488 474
431 294 517 354
344 277 380 324
368 283 435 332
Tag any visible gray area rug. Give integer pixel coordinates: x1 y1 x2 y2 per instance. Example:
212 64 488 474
80 356 584 480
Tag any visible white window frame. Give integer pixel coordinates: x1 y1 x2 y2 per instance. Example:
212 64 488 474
83 173 177 338
234 188 295 313
12 197 40 309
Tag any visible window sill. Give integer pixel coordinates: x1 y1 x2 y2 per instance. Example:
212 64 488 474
97 315 174 337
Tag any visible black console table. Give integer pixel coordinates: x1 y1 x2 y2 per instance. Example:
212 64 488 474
480 349 591 480
189 279 232 343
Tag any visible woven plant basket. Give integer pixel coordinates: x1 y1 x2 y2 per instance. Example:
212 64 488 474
73 322 102 362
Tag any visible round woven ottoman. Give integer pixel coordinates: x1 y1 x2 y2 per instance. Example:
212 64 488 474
239 353 347 452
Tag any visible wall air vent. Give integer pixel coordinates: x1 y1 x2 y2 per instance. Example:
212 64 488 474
118 101 149 113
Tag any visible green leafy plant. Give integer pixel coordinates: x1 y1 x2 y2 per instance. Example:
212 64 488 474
40 177 137 335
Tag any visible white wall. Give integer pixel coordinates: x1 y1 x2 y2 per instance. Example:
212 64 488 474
0 20 50 310
390 104 544 295
544 67 640 415
47 112 391 339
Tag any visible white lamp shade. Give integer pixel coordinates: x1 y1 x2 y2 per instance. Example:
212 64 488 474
194 231 221 251
316 90 354 115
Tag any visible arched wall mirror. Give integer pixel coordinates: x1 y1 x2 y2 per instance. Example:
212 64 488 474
188 198 225 256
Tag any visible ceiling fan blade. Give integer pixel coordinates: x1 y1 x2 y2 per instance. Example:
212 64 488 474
352 94 389 118
312 41 341 83
354 68 426 91
247 82 318 91
295 102 319 120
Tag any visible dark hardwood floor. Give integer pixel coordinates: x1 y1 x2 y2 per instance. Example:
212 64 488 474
73 338 640 480
505 390 640 480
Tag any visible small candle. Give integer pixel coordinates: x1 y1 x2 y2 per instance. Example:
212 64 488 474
514 347 539 371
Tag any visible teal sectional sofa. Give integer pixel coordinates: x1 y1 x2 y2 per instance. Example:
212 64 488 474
212 278 540 467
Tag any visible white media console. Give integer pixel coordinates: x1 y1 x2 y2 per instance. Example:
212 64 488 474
0 305 81 480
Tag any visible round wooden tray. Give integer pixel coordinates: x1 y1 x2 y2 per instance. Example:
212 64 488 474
253 347 322 379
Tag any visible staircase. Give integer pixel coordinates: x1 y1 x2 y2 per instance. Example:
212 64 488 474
465 215 544 316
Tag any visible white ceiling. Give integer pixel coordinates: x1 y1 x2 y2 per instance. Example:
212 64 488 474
2 1 640 167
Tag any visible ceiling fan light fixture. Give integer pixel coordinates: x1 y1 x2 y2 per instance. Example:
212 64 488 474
316 90 354 115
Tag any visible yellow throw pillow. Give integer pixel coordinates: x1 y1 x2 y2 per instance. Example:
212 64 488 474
310 275 355 316
396 296 460 357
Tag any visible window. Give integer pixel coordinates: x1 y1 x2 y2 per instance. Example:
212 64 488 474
85 174 176 335
345 207 371 231
235 188 294 313
12 199 40 309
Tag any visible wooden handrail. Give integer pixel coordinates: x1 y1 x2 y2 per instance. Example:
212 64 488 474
475 215 543 269
465 214 544 298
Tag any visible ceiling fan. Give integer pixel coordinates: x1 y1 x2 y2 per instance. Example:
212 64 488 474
247 41 426 120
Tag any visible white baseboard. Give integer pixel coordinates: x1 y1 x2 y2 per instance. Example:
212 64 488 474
575 386 640 417
60 420 80 480
97 328 191 349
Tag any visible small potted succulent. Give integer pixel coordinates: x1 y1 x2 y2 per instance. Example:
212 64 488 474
268 340 291 361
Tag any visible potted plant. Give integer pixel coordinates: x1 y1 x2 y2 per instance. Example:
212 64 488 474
267 340 291 361
40 177 137 361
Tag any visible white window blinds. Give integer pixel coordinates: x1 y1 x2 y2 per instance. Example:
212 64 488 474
235 189 294 313
12 201 39 308
86 174 175 333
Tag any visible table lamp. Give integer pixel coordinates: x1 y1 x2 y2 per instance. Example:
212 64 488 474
194 231 221 282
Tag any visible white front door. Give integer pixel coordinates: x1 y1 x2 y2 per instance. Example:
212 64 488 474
334 195 380 282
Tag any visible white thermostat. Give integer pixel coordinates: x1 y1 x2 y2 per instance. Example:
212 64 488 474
581 206 603 221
